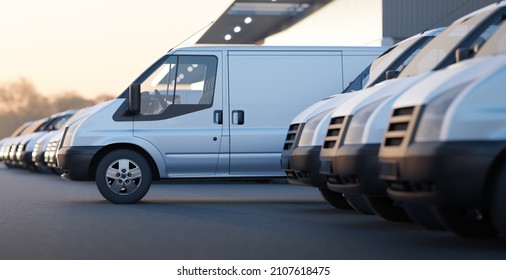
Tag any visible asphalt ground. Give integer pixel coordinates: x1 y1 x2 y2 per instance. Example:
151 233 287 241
0 164 505 260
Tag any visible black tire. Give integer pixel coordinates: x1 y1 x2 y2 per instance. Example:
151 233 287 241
318 188 353 210
345 193 375 215
365 196 411 222
404 204 446 230
96 149 152 204
490 162 506 236
434 207 498 238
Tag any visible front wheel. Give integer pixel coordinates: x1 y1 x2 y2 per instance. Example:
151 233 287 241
96 149 152 204
318 188 352 210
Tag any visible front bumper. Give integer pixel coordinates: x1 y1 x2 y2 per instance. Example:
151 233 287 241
320 143 387 196
57 146 102 181
281 145 326 188
380 141 506 208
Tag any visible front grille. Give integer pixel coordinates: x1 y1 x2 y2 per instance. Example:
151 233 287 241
322 116 345 150
285 170 311 180
379 162 399 180
285 170 297 179
383 106 415 147
389 181 438 193
327 174 360 185
283 123 302 150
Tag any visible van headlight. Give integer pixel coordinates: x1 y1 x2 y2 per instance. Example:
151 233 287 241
414 82 471 142
60 117 84 148
344 97 389 145
298 109 333 147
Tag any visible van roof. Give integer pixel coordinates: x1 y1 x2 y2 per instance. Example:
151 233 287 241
171 45 386 54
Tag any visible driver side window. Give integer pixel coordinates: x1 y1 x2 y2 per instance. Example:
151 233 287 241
140 55 217 116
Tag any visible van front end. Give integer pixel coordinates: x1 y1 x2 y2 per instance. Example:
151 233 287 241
281 111 354 210
322 142 384 195
282 143 326 188
378 108 504 238
281 110 333 189
378 57 506 237
380 140 503 209
57 99 135 181
58 146 102 181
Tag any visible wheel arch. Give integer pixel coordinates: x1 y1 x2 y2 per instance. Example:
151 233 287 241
89 143 161 181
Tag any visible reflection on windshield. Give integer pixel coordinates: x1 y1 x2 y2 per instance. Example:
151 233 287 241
399 8 496 77
475 21 506 57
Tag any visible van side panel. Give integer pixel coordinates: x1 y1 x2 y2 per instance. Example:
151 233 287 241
227 51 343 176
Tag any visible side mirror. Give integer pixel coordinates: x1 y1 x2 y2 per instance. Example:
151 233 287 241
129 83 141 114
385 70 399 80
455 48 473 63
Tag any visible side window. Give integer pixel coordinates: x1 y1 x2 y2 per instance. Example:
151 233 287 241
140 55 217 116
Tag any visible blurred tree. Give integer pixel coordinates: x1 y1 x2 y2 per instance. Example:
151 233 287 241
0 78 107 138
94 93 115 103
52 91 95 112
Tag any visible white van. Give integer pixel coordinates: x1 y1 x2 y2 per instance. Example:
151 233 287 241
57 46 383 204
379 22 506 238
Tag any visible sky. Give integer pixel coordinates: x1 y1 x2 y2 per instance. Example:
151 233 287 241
0 0 384 98
0 0 234 98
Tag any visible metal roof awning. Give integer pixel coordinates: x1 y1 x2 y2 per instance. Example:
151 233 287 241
197 0 332 44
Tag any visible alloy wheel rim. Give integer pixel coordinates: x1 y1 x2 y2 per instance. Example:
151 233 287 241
105 159 142 195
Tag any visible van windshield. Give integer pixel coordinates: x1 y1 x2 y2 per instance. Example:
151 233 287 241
10 122 31 137
399 7 497 77
343 64 371 92
475 21 506 57
137 55 218 116
343 33 435 93
366 36 420 85
343 42 410 92
21 119 48 135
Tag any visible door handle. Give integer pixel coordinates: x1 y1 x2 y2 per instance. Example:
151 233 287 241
214 110 223 125
232 110 244 125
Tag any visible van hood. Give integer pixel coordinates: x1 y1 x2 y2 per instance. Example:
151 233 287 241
329 78 402 118
394 55 506 109
290 93 358 124
65 99 115 128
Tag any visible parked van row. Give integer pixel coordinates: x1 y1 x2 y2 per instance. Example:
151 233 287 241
283 1 506 238
0 110 77 173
